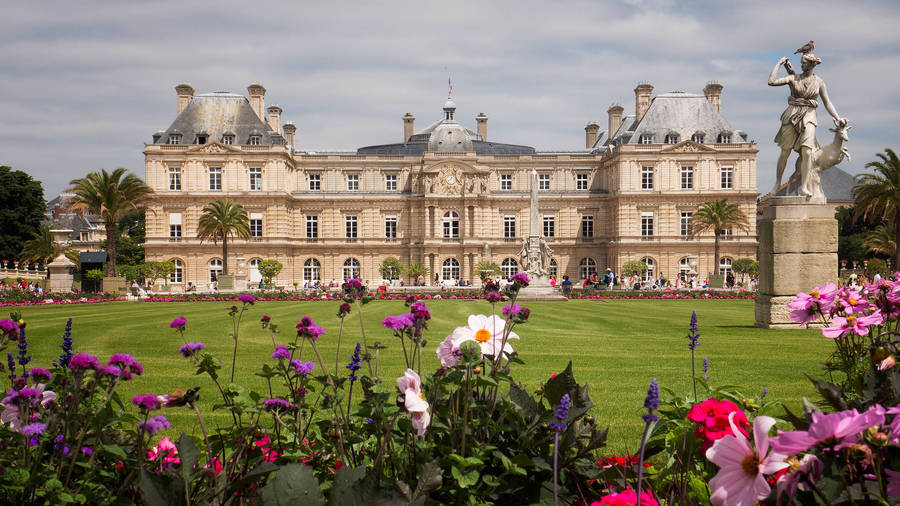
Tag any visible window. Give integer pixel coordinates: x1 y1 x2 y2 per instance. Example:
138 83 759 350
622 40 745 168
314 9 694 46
385 174 397 192
717 133 732 143
169 212 182 241
342 258 360 280
250 218 262 238
170 259 183 283
347 174 359 191
721 166 733 189
504 216 516 238
542 215 555 238
640 257 655 283
680 166 694 189
680 211 693 237
209 167 222 191
306 215 318 238
167 134 181 145
168 168 181 191
538 174 550 191
500 174 512 190
691 133 705 144
249 135 261 145
308 174 320 191
249 258 261 284
581 215 594 238
196 134 207 145
345 215 358 239
641 212 654 239
719 257 733 277
679 257 693 281
443 211 459 238
384 215 397 239
222 134 234 145
501 258 518 278
722 227 733 240
441 258 460 281
664 133 679 144
79 231 90 242
576 173 588 190
641 166 653 190
579 258 597 280
549 259 558 278
249 167 262 191
639 134 652 144
209 259 223 283
303 258 321 283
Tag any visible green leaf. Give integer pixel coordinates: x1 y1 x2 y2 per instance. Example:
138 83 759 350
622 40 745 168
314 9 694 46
544 361 577 406
140 469 187 506
176 433 201 485
807 376 849 411
475 374 499 387
451 466 479 488
259 463 325 505
509 383 541 419
410 461 442 501
101 444 127 460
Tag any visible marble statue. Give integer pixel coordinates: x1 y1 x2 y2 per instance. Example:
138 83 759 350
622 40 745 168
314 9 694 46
519 170 553 277
768 51 849 203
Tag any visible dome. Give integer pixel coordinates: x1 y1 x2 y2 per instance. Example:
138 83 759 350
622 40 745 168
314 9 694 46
443 98 456 110
428 123 473 152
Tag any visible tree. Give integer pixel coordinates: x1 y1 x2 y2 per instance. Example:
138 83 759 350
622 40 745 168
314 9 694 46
691 199 750 274
20 225 79 265
732 257 756 285
853 148 900 268
0 166 45 263
473 261 501 284
115 209 146 266
196 199 250 275
405 263 428 283
862 225 896 260
145 261 176 286
379 257 403 281
622 260 648 276
258 259 284 287
67 168 152 277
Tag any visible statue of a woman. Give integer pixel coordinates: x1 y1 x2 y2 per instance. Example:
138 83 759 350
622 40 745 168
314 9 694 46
768 53 847 198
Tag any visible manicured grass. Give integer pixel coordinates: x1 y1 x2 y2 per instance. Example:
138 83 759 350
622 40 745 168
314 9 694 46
14 298 830 453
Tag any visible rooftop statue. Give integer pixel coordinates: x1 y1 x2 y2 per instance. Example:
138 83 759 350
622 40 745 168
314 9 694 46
768 49 850 203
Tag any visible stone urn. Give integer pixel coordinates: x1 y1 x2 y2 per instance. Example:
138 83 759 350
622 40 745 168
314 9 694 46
48 229 76 293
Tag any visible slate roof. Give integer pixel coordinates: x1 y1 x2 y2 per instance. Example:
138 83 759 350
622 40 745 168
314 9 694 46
153 92 283 146
79 251 108 264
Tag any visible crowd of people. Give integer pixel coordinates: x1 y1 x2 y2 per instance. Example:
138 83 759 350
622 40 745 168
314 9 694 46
0 278 44 295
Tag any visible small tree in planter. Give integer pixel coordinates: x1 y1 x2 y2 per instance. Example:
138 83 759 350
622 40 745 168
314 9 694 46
146 261 176 290
258 259 284 289
621 260 648 277
731 257 755 285
474 260 501 285
405 262 428 285
379 257 403 282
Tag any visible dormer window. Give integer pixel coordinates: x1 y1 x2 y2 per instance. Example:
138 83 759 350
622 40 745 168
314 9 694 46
691 133 705 144
638 134 652 144
248 135 261 146
167 134 182 145
222 134 235 145
664 133 679 144
196 134 207 145
717 133 732 143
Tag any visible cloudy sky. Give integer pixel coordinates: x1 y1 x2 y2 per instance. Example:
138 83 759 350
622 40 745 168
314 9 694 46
2 0 898 199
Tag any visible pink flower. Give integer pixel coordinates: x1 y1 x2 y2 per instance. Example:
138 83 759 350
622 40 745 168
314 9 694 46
396 368 430 436
770 404 886 454
886 468 900 497
775 454 822 505
836 289 872 315
788 283 838 323
878 355 896 371
821 311 884 338
591 489 659 505
147 436 180 468
436 334 460 368
687 398 750 451
706 414 788 506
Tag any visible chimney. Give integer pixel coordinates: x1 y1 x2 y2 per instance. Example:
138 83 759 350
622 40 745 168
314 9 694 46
703 82 724 113
247 83 267 121
607 104 624 139
476 113 488 140
402 113 415 142
584 122 600 149
634 83 654 121
175 83 194 115
267 105 282 134
283 122 296 151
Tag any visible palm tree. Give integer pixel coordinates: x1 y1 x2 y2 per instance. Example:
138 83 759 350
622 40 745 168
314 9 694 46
691 199 750 275
474 260 501 284
67 168 152 277
20 226 79 266
196 199 250 274
862 225 897 259
853 148 900 269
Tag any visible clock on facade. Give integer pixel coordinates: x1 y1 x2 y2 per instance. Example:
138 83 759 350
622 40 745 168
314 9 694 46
446 175 456 185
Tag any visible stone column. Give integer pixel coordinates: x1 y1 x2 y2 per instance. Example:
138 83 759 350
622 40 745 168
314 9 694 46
755 197 837 328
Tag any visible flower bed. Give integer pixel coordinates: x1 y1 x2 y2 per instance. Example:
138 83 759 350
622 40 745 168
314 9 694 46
565 290 756 300
0 293 124 307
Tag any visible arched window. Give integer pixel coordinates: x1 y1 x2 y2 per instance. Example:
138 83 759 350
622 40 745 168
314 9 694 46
501 258 518 279
679 257 693 281
303 258 321 283
549 258 558 278
443 211 459 238
640 257 655 283
209 259 223 283
169 259 183 283
249 258 262 284
719 257 733 277
664 133 679 144
442 258 460 281
579 258 597 280
343 258 360 281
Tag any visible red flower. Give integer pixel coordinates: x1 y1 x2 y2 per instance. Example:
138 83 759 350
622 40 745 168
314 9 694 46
686 398 749 450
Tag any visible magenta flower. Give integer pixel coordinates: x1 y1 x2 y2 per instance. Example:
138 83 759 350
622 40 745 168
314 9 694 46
290 360 315 377
238 294 255 304
272 345 290 360
69 353 99 371
788 283 838 324
486 291 502 303
108 353 143 379
382 314 415 331
264 398 295 412
29 367 51 382
887 468 900 497
0 319 19 339
410 301 431 321
138 415 170 435
770 404 886 454
131 393 162 412
296 317 325 340
775 454 822 504
836 289 872 315
21 422 46 437
502 303 523 317
821 311 885 338
178 342 204 358
510 272 530 286
169 316 187 329
98 365 122 378
706 413 789 505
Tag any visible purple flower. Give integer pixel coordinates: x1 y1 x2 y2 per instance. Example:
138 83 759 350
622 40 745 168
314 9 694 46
6 352 14 381
347 342 362 382
486 291 502 303
0 319 19 339
69 353 99 371
15 326 30 372
81 446 93 456
238 294 255 304
382 314 415 331
98 365 122 378
131 393 161 412
345 278 362 291
264 398 295 412
296 317 325 340
261 315 271 323
410 301 431 321
404 295 417 306
338 302 352 316
702 357 709 381
108 353 143 378
169 316 187 329
510 272 530 286
502 304 523 316
138 415 170 435
178 342 204 358
290 360 315 377
54 434 70 455
55 318 73 368
550 394 571 431
21 422 46 437
29 367 51 383
272 345 291 360
686 310 700 351
642 378 659 423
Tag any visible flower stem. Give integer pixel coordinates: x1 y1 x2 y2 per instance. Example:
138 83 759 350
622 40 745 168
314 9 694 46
355 300 374 376
334 316 345 375
553 431 559 506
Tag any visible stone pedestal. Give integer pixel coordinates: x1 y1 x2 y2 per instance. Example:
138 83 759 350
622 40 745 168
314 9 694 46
217 274 235 291
755 197 837 328
102 276 127 295
47 229 75 293
517 273 567 301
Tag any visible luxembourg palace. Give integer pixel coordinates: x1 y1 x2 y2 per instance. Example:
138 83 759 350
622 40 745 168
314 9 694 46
143 82 758 289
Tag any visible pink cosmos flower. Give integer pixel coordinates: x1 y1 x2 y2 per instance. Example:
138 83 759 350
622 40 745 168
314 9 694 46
836 289 872 315
436 334 460 368
396 368 430 436
821 311 885 338
706 413 788 506
788 283 838 324
775 454 822 506
441 314 518 362
770 404 886 454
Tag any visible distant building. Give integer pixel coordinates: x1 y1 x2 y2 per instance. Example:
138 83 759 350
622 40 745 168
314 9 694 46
46 193 104 252
143 82 758 289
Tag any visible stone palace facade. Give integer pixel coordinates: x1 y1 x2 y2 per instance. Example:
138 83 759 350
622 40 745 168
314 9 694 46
143 82 758 289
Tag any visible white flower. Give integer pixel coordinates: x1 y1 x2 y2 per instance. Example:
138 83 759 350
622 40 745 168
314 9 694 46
448 314 517 361
396 368 430 436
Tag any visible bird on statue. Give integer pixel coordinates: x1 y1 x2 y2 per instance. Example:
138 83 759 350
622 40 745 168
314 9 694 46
794 40 815 54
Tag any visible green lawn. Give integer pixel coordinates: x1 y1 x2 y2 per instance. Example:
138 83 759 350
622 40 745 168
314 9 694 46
12 298 830 453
